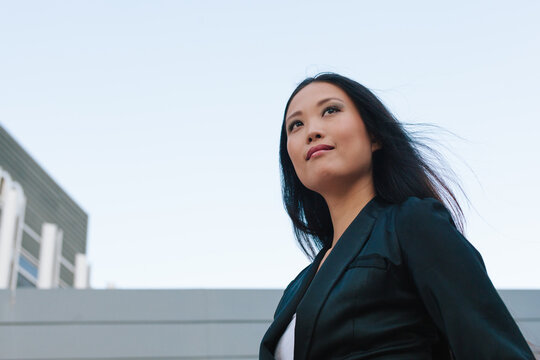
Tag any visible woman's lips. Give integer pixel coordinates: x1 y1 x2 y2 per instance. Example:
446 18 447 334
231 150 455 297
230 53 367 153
306 144 335 160
310 149 332 159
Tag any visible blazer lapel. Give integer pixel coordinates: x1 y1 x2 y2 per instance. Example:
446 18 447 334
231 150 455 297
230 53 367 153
294 195 387 360
259 247 329 359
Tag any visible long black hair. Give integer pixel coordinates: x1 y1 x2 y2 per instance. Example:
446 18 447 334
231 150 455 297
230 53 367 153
279 72 467 260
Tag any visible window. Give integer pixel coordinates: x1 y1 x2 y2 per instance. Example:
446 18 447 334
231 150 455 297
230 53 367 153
16 273 36 288
19 254 38 278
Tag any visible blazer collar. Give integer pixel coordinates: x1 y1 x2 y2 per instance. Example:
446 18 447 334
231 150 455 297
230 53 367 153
259 248 327 359
259 195 388 360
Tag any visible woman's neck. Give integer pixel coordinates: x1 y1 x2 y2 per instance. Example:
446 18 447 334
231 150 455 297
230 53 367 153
322 179 376 249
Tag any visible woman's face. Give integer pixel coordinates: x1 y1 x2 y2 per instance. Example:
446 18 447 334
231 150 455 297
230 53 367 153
285 82 381 195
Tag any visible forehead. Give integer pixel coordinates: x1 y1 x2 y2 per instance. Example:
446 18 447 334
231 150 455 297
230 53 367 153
287 82 349 116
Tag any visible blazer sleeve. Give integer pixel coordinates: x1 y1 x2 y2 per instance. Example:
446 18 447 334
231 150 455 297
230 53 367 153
395 197 535 359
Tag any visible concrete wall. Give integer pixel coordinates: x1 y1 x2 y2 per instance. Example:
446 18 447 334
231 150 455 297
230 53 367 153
1 289 539 360
499 289 540 356
0 289 281 360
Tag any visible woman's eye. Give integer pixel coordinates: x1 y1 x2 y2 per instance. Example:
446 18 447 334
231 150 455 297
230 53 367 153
323 105 341 116
289 120 303 132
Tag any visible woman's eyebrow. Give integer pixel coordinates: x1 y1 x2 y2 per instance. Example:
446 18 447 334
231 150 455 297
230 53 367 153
286 97 343 125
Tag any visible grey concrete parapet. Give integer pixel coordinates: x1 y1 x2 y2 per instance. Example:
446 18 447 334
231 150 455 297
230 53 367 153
0 289 538 360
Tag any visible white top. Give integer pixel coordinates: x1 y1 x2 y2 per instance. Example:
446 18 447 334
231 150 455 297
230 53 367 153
275 312 296 360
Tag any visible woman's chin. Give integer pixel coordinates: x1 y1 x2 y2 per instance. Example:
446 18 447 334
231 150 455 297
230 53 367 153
303 178 340 195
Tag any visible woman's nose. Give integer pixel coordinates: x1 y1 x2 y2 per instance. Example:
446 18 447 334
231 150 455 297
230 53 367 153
307 132 322 143
306 118 325 143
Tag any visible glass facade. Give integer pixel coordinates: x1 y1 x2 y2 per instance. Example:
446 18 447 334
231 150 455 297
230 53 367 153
1 125 89 288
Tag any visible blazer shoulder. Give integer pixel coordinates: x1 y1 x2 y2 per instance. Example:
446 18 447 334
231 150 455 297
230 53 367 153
393 196 464 254
393 196 484 268
395 196 456 230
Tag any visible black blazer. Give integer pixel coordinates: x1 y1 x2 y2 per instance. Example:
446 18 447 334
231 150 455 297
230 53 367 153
259 195 535 359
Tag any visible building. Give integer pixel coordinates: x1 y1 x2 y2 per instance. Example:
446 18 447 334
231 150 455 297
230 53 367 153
0 124 89 289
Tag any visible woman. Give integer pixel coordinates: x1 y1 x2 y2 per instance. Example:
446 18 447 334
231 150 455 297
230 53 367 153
259 73 535 359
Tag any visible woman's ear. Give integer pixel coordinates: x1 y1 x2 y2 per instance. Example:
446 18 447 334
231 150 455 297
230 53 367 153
370 135 382 152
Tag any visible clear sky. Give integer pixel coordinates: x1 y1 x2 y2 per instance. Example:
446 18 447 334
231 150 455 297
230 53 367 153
0 0 538 289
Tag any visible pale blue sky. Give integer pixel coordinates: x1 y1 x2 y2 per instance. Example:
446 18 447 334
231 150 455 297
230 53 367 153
1 0 538 289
